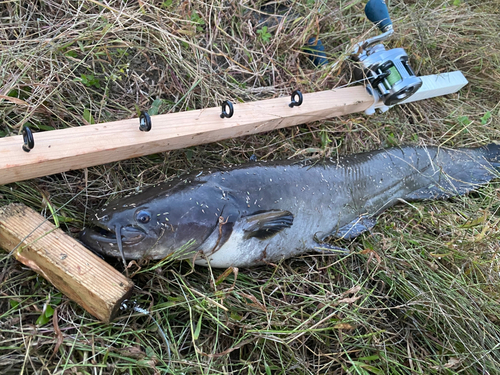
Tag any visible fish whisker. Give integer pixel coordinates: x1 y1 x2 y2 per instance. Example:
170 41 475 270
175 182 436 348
114 225 128 270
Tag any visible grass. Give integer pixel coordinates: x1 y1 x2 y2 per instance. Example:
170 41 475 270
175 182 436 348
1 0 500 373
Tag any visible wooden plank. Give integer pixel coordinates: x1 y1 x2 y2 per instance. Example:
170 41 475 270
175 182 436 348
0 86 373 185
0 203 134 322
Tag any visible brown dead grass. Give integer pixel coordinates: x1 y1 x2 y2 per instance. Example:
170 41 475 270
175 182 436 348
1 0 500 374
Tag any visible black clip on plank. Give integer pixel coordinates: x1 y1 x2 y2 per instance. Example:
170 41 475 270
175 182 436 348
289 90 303 108
220 100 234 118
22 125 34 152
139 111 152 132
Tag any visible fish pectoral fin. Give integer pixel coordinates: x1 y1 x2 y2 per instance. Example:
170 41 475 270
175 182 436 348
334 216 377 240
242 210 294 240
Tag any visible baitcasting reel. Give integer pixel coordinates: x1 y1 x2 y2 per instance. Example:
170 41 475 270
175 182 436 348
352 0 422 113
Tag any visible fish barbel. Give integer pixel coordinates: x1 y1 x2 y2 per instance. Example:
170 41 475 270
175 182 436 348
80 144 500 267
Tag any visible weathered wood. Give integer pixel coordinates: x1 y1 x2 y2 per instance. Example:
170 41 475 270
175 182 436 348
0 203 133 322
0 87 373 185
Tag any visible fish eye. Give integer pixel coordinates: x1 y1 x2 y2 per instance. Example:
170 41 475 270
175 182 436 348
136 210 151 224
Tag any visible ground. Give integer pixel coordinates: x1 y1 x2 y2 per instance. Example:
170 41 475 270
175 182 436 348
1 1 500 374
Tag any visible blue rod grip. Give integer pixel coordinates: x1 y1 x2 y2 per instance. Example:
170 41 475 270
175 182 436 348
365 0 392 31
305 38 328 67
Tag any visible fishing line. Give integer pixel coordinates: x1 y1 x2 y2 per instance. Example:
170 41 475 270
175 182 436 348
120 298 172 367
330 77 370 91
4 179 98 259
3 172 143 259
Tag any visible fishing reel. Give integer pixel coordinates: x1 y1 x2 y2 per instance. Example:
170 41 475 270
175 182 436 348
352 0 422 114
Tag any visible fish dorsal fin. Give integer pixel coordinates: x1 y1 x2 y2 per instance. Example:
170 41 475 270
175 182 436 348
243 210 294 240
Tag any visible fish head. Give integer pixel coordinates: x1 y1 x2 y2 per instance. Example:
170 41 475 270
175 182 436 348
80 204 162 260
80 180 220 260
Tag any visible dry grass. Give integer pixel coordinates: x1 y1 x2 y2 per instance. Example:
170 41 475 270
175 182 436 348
1 0 500 374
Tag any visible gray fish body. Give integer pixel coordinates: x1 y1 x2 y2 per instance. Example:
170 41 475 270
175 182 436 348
80 144 500 267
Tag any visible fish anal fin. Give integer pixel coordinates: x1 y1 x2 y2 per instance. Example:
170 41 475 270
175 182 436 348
404 185 452 201
243 210 294 240
312 243 350 255
334 216 377 240
404 182 479 201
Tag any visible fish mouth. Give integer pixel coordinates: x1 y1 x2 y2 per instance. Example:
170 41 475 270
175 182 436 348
82 225 146 246
80 225 147 267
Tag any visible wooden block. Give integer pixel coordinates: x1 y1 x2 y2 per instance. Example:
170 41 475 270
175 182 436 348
0 203 133 322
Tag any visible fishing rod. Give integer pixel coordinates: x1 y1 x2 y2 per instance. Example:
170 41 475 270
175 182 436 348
0 0 468 322
0 0 466 186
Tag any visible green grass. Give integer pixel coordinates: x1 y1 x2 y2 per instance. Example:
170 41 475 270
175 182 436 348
1 0 500 373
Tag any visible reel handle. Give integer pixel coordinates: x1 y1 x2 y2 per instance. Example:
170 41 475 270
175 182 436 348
365 0 392 32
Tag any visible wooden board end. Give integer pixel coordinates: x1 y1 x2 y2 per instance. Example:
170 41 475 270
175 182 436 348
0 203 134 323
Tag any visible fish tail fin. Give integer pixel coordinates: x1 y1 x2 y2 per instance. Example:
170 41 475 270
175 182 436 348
404 143 500 201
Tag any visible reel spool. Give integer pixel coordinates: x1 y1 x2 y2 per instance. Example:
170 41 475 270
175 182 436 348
353 0 422 107
356 46 422 106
